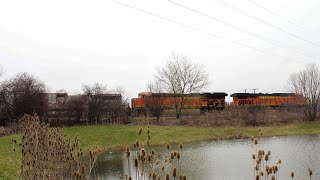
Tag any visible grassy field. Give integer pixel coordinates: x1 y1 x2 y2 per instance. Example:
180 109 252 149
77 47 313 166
1 121 320 179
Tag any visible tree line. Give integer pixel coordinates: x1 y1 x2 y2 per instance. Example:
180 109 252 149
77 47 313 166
0 72 128 127
1 53 320 127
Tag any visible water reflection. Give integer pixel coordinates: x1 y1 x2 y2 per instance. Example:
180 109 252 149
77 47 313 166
92 134 320 179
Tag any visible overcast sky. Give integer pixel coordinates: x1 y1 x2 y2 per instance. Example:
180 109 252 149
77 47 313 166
1 0 320 101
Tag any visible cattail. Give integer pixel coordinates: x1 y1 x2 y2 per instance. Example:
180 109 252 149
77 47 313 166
265 155 269 161
136 140 139 148
271 175 275 180
309 169 312 176
148 134 151 140
182 175 186 180
254 138 258 144
252 154 256 159
134 158 138 167
256 174 260 180
173 167 177 178
180 144 183 149
166 174 169 180
153 173 157 180
171 152 174 160
167 144 170 150
147 129 150 134
177 152 180 159
141 148 146 156
129 177 132 180
278 159 281 164
139 128 142 134
291 172 294 178
268 150 271 155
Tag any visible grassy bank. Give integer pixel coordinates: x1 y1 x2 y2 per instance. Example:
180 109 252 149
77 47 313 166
1 121 320 179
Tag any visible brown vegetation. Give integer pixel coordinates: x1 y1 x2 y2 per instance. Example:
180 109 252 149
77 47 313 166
132 106 305 127
124 125 187 180
13 115 98 179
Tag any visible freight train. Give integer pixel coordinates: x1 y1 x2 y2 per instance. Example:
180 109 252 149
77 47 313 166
131 92 306 114
131 92 228 114
230 93 305 107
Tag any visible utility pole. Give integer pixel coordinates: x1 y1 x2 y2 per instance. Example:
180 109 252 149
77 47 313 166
252 88 258 93
243 89 248 93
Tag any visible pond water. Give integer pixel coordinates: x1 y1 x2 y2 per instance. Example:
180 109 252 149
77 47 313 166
92 134 320 179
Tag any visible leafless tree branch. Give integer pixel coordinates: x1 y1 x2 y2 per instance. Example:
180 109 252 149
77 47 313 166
288 63 320 121
154 52 209 118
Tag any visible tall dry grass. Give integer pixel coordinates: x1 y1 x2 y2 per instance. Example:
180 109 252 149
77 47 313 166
12 115 99 179
123 125 187 180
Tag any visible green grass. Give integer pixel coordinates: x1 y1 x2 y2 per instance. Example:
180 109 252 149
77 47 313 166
2 121 320 179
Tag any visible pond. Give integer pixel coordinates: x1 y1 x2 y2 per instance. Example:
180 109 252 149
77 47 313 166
92 134 320 179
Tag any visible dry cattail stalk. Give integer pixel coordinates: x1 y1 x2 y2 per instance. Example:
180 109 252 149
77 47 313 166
173 167 177 178
183 175 187 180
256 174 260 180
134 159 138 167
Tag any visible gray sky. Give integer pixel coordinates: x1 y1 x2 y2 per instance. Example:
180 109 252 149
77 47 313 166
1 0 320 101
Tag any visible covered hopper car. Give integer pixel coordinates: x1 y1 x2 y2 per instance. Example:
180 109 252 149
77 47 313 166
230 93 306 107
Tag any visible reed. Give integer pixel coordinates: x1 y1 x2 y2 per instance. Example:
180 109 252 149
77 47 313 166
124 126 187 180
13 115 98 179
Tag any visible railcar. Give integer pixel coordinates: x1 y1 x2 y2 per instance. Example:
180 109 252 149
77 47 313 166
230 93 306 107
131 92 228 115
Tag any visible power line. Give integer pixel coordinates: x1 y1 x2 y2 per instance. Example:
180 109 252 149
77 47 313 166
246 0 295 24
214 0 320 48
112 0 305 64
168 0 320 61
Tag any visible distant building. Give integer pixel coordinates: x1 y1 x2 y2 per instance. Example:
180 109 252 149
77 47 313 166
46 93 68 110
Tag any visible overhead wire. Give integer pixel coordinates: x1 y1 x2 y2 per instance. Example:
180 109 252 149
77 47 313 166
246 0 295 25
168 0 320 61
214 0 320 48
111 0 306 64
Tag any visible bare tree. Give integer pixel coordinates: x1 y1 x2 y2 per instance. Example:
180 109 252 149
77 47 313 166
66 95 86 124
288 63 320 121
155 53 209 118
82 83 107 124
0 73 48 125
146 81 164 121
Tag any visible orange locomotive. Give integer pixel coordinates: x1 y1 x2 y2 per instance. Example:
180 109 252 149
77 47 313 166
230 93 305 107
131 92 228 114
